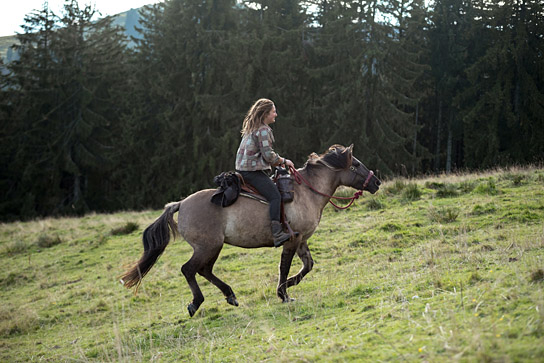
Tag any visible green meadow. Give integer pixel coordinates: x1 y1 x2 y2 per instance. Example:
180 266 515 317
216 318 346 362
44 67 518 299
1 167 543 362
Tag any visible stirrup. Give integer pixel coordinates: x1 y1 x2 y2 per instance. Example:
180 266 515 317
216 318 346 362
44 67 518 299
274 233 291 248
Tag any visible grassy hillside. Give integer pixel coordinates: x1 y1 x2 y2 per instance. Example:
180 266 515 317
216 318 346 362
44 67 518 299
1 167 543 362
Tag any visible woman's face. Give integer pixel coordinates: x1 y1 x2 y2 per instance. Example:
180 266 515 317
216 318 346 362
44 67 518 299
263 105 277 125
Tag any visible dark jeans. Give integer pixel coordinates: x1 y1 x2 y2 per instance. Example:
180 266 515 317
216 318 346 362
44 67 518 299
238 170 281 222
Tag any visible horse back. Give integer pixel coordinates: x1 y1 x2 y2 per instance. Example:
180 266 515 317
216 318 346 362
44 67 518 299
177 189 272 248
177 189 226 246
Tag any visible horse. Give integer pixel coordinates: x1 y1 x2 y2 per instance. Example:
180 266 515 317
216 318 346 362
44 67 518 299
121 144 381 317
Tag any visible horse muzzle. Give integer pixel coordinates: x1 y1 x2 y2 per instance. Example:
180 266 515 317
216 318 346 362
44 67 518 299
363 171 381 194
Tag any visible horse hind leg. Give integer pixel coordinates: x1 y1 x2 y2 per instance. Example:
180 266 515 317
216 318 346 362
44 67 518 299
181 253 206 317
197 247 238 308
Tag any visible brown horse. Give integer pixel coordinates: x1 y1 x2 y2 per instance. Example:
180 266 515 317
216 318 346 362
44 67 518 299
121 144 381 317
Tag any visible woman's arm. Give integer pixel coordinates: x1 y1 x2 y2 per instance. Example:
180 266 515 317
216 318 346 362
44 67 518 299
256 127 280 165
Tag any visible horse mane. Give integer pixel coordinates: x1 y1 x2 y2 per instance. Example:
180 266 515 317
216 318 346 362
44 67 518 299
304 144 352 173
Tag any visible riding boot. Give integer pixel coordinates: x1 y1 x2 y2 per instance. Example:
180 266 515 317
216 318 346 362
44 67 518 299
271 221 292 248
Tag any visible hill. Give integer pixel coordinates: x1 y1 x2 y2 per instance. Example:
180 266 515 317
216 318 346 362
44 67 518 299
0 35 15 61
1 167 543 361
0 8 142 62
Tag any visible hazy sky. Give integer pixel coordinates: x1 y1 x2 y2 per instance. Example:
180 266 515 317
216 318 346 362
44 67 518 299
0 0 162 36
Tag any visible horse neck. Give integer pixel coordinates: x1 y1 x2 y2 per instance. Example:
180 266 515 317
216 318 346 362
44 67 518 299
296 166 341 210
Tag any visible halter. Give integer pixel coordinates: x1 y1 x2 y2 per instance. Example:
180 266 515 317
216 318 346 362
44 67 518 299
288 164 374 210
350 166 374 190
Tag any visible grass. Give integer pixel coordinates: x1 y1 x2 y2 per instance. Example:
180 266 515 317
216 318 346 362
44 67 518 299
1 166 543 361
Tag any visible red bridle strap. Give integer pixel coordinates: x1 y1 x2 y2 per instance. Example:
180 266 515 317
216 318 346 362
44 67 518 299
288 165 369 210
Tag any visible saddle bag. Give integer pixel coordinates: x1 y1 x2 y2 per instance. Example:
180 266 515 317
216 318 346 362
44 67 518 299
275 167 294 203
211 171 241 207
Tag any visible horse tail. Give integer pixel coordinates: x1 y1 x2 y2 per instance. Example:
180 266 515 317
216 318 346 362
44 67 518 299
121 201 180 291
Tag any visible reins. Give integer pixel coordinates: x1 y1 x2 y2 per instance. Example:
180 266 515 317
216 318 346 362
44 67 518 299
288 165 373 210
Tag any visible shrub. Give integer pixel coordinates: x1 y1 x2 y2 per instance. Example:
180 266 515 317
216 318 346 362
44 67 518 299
428 206 460 223
502 210 540 223
380 222 402 232
36 234 62 248
0 307 39 336
458 180 477 193
0 240 29 256
474 179 500 195
530 269 544 282
471 204 497 216
0 272 30 287
435 183 459 198
111 222 139 236
424 181 444 190
402 183 422 201
384 180 407 195
501 172 526 186
366 197 384 210
510 174 525 186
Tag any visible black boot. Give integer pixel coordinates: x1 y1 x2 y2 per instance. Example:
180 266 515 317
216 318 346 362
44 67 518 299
271 221 292 248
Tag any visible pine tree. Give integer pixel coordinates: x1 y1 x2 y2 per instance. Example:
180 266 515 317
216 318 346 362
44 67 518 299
2 0 130 218
308 1 365 152
428 0 472 171
106 2 172 209
294 0 430 175
0 58 19 219
52 1 130 213
117 0 243 208
357 0 426 175
2 4 60 218
178 0 244 187
386 0 431 174
461 0 544 167
239 0 312 163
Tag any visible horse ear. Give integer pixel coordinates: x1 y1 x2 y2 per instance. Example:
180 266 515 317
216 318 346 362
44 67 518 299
344 144 354 167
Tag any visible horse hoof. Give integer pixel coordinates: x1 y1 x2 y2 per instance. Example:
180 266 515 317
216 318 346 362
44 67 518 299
282 297 296 303
226 294 239 307
187 303 197 317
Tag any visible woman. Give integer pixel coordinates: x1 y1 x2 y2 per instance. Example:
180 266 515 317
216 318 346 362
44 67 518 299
235 98 297 247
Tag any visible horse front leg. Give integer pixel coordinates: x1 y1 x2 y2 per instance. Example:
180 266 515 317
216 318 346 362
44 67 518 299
286 240 314 288
277 245 297 302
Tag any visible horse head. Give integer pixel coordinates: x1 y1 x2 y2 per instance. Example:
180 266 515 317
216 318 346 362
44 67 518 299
312 144 381 194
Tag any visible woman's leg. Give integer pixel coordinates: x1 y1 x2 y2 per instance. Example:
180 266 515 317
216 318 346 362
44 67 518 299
239 170 281 221
239 170 291 247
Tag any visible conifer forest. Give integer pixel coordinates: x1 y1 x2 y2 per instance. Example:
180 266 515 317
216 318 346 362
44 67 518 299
1 0 543 220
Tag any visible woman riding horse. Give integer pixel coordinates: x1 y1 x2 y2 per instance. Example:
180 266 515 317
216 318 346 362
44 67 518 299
235 98 297 247
122 144 381 317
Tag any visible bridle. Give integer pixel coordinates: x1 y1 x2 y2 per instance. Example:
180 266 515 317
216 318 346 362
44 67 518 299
288 164 375 210
350 165 375 190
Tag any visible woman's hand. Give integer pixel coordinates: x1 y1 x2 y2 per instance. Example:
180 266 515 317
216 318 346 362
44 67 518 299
283 158 295 169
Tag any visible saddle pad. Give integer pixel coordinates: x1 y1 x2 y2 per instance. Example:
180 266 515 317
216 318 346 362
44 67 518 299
239 192 269 205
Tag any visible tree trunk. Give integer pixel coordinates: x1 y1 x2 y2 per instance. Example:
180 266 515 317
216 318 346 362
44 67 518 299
446 116 453 173
434 100 442 172
412 102 419 175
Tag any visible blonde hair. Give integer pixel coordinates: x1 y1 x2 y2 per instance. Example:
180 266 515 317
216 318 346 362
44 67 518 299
241 98 274 136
